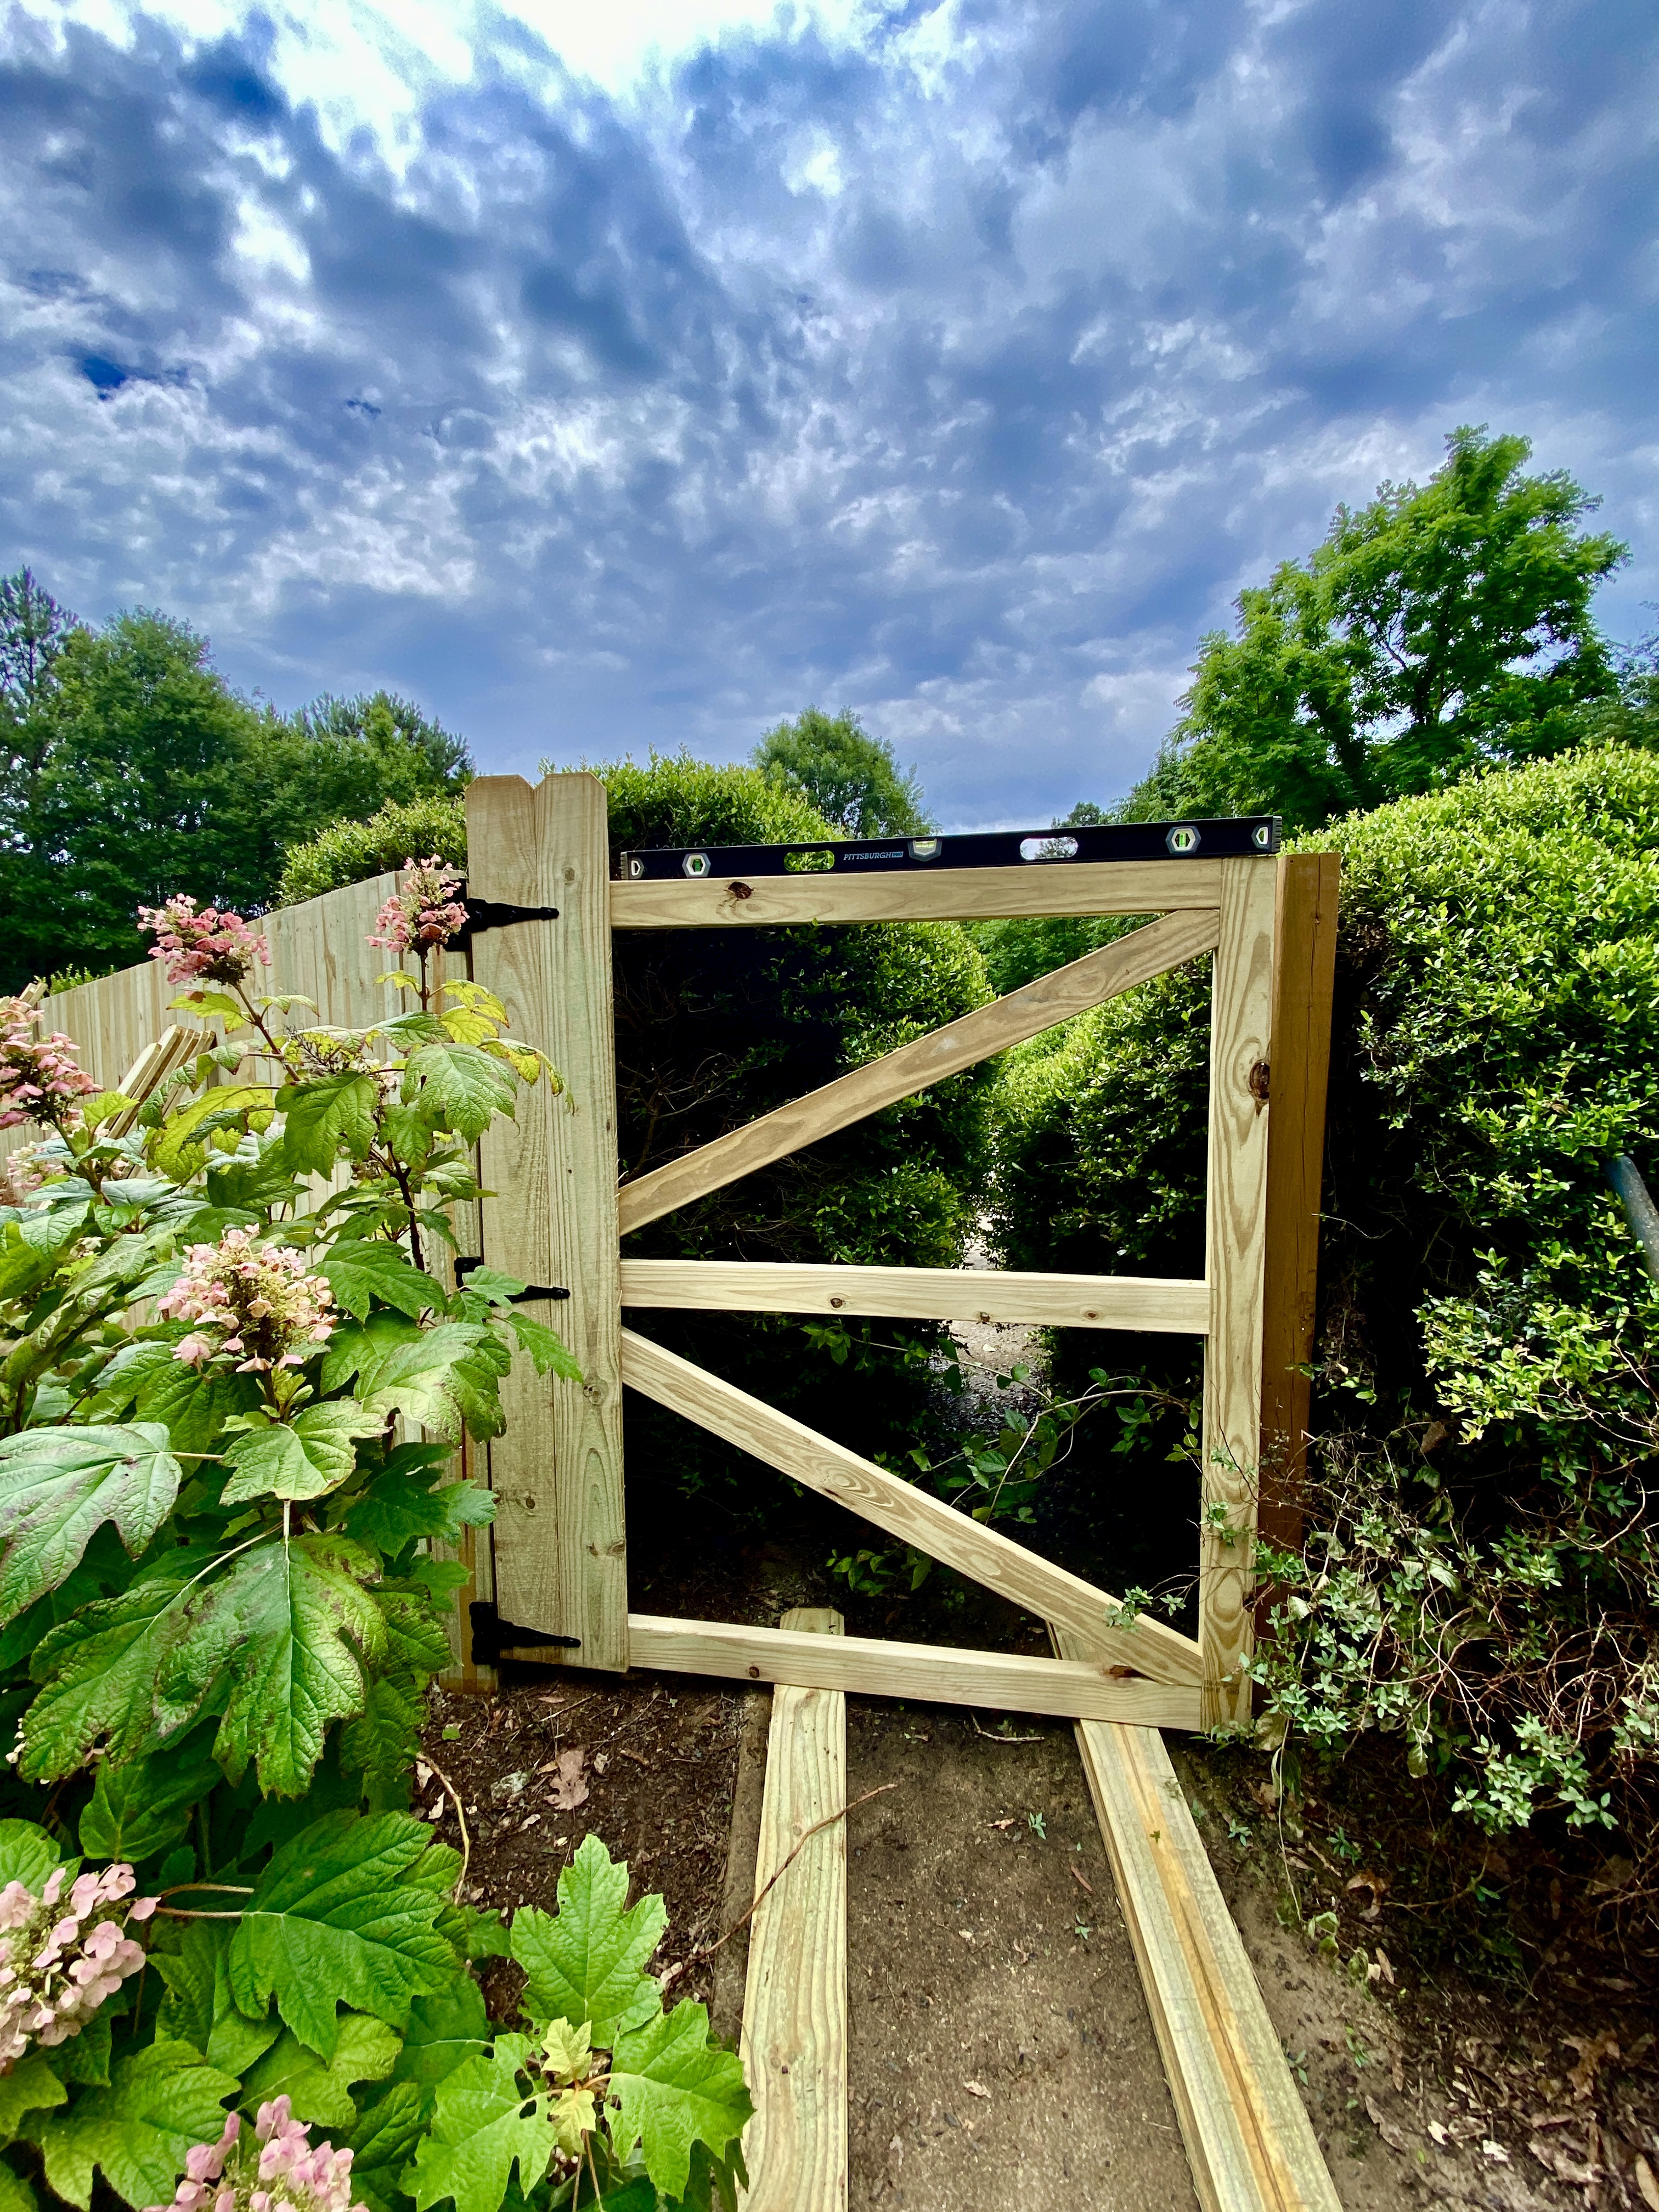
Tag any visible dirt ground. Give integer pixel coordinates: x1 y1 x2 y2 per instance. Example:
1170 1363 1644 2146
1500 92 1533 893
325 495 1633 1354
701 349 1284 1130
422 1664 1659 2212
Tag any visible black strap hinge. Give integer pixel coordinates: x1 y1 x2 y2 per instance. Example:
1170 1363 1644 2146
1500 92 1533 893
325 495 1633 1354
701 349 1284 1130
460 897 560 937
470 1600 580 1665
455 1259 571 1302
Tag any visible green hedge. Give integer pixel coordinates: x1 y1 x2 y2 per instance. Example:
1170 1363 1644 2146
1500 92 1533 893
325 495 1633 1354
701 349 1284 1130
990 746 1659 1830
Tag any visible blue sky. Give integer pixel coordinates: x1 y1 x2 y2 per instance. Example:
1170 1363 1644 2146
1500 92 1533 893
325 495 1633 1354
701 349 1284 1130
1 0 1655 828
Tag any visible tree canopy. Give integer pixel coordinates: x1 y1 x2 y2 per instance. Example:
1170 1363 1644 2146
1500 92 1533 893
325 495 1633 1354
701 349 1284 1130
753 707 930 836
0 577 470 988
1126 426 1629 830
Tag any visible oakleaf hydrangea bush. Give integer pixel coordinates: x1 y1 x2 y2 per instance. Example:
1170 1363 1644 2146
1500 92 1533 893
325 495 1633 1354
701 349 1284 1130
0 882 750 2210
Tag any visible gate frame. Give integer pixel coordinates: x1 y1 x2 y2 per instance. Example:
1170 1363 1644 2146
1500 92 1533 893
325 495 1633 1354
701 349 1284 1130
462 773 1338 1728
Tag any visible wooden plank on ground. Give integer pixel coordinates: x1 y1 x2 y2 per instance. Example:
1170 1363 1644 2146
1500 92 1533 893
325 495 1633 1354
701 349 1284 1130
611 857 1224 929
619 907 1220 1234
619 1328 1203 1684
470 774 628 1671
1257 854 1340 1565
619 1259 1209 1333
1052 1629 1340 2212
1199 856 1278 1727
626 1615 1203 1726
741 1606 848 2212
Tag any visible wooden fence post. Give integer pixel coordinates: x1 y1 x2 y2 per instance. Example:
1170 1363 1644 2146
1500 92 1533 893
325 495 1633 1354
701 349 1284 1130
467 774 629 1672
1198 855 1277 1728
1257 854 1340 1571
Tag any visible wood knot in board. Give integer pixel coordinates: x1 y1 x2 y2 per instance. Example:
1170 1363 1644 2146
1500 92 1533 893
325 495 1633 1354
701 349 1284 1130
1248 1059 1271 1111
727 880 753 900
747 1664 761 1678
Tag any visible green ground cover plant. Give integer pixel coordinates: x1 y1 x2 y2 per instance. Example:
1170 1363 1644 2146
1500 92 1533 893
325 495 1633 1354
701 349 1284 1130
0 881 746 2210
989 746 1659 1867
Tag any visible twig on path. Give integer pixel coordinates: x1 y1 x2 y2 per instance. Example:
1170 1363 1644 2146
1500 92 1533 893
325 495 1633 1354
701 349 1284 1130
972 1717 1043 1744
424 1753 472 1899
698 1784 900 1959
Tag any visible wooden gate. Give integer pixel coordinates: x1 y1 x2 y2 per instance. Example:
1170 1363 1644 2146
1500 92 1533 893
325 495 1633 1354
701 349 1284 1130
461 773 1339 1731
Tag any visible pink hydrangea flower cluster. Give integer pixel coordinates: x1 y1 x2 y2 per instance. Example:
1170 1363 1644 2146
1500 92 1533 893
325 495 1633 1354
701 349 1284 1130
0 989 99 1135
368 859 467 958
144 2097 366 2212
1 1144 49 1205
138 897 272 988
157 1227 336 1371
0 1861 156 2072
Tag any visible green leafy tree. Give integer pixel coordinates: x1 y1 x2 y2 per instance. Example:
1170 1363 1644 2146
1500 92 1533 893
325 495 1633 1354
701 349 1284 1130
753 707 930 836
1134 427 1627 830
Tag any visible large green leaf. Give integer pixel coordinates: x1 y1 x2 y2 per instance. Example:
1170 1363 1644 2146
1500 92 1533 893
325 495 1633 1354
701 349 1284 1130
320 1242 438 1323
346 1463 495 1559
151 1087 274 1182
400 1046 517 1145
32 2040 238 2211
86 1344 261 1458
346 1324 508 1443
346 2082 427 2212
504 1310 582 1382
219 1404 382 1505
608 2002 752 2200
509 1837 665 2049
403 2041 548 2212
228 1812 461 2058
279 1075 380 1178
163 1536 386 1794
388 1981 490 2105
238 2015 402 2130
0 1423 182 1622
0 1818 65 1893
0 2052 67 2139
0 1203 89 1303
78 1742 218 1863
21 1560 204 1781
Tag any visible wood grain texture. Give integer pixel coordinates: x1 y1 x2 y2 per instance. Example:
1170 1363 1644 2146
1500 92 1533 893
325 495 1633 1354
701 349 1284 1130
1052 1630 1340 2212
619 907 1221 1234
1199 858 1279 1727
620 1327 1203 1683
470 774 628 1672
619 1259 1209 1333
741 1606 848 2212
611 857 1223 929
626 1615 1203 1725
1257 856 1340 1565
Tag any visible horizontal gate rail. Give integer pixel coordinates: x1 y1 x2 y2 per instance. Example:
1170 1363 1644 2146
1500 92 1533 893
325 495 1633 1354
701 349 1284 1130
610 855 1227 928
618 1259 1209 1333
619 1327 1203 1684
628 1614 1203 1728
618 905 1220 1232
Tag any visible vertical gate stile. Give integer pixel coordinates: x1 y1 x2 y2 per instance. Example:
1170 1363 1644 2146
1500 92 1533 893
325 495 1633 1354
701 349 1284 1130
1199 854 1278 1729
467 774 629 1672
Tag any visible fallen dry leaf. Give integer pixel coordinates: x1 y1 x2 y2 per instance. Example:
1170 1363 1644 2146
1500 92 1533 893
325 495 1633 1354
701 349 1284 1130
1478 2141 1509 2164
1069 1864 1095 1897
1529 2136 1600 2187
962 2080 990 2100
617 1746 651 1768
592 1752 609 1775
988 1819 1015 1831
1566 2032 1620 2102
1345 1870 1388 1920
415 1760 432 1790
1633 2152 1659 2211
548 1748 589 1812
1369 1946 1395 1987
1364 2096 1412 2155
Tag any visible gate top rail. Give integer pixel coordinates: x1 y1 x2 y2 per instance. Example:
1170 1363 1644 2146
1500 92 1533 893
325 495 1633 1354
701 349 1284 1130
619 813 1280 880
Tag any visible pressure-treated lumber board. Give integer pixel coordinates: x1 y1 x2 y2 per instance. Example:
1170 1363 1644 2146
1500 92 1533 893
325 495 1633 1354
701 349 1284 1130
1199 857 1279 1727
627 1615 1203 1725
470 774 628 1671
1052 1629 1340 2212
611 857 1224 929
741 1607 848 2212
619 907 1221 1234
619 1259 1210 1334
620 1327 1203 1683
1257 855 1340 1564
